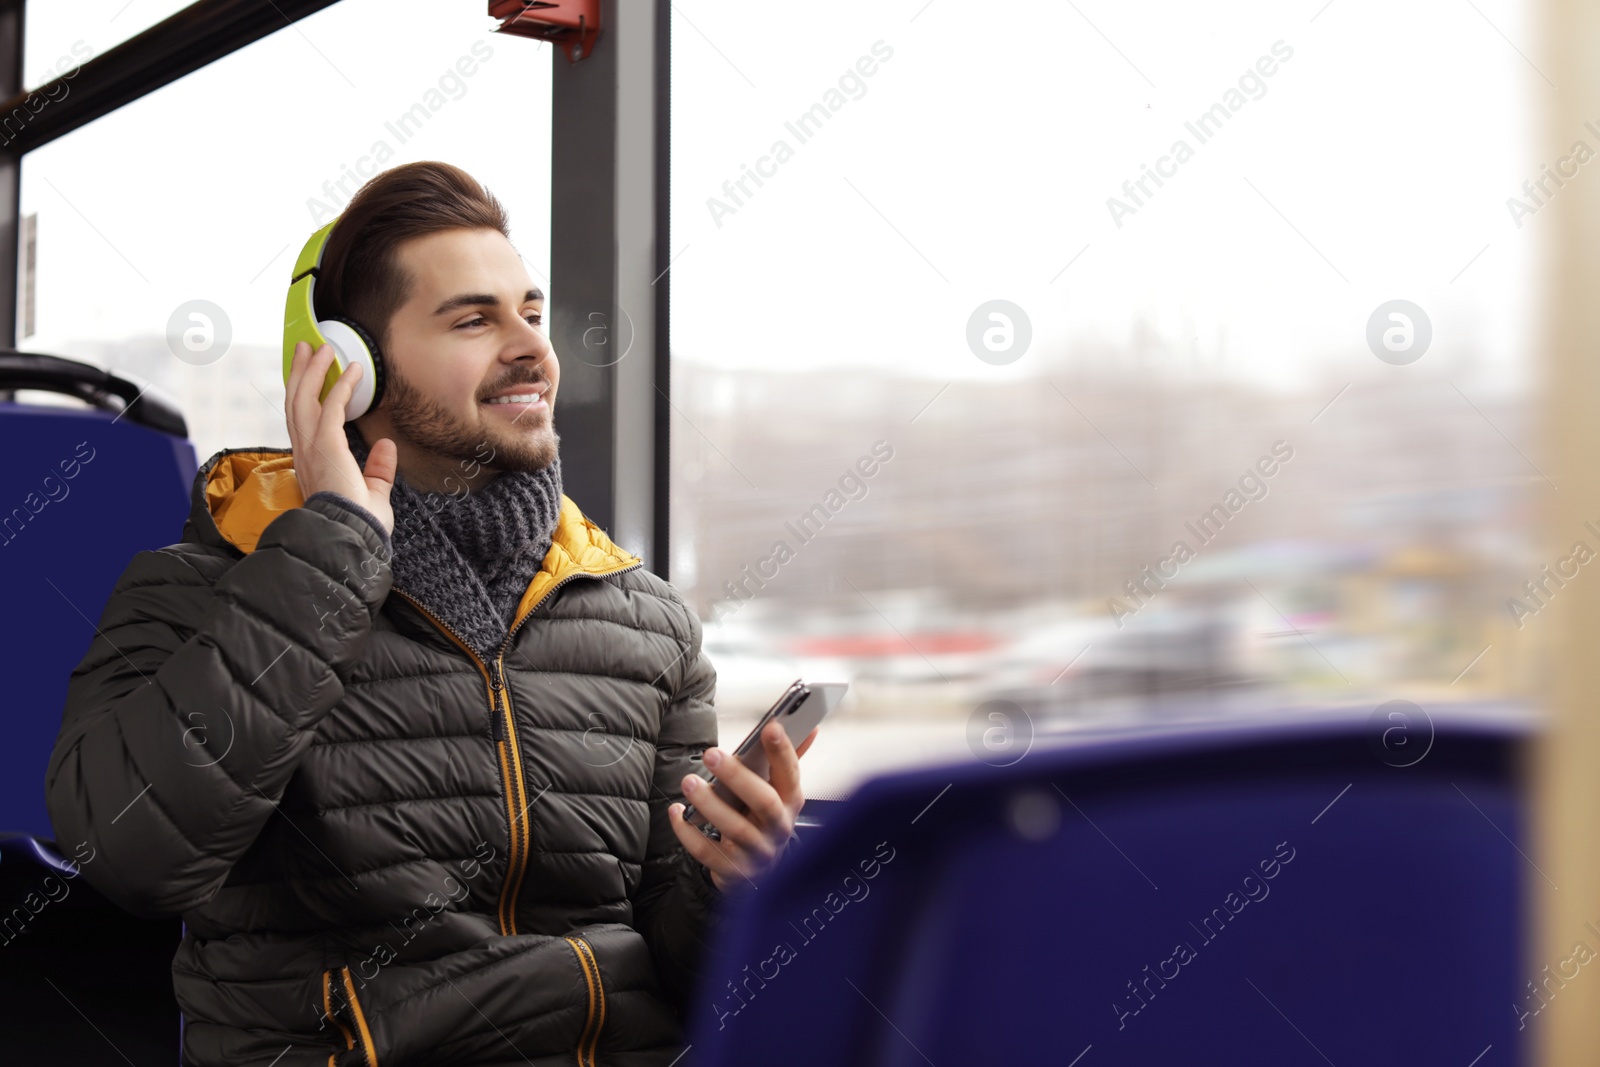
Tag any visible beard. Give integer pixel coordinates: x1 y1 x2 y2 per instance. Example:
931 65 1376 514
382 359 559 474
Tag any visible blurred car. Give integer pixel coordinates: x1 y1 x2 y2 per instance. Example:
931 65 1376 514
982 605 1261 720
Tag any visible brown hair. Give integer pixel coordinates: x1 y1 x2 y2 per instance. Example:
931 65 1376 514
315 161 511 353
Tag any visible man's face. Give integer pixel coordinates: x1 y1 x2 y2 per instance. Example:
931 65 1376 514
356 227 559 489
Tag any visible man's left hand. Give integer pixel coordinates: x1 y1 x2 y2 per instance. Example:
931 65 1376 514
669 722 819 893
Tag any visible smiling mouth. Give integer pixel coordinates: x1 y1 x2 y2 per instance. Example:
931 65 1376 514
481 392 549 422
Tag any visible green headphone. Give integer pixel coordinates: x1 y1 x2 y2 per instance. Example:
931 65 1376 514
281 218 387 421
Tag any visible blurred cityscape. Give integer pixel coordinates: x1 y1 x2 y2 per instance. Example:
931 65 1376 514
668 353 1544 797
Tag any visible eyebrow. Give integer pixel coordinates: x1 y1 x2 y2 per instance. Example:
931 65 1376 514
433 288 544 316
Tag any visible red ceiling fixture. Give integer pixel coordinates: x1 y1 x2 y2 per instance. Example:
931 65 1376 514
488 0 601 62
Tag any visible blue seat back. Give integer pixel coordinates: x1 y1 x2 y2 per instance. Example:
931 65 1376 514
0 375 195 838
687 710 1529 1065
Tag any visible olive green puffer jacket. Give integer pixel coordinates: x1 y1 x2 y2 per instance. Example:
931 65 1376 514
45 445 724 1067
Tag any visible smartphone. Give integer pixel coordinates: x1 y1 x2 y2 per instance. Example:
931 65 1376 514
682 678 847 837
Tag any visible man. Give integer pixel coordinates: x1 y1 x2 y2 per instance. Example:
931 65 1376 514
46 161 814 1066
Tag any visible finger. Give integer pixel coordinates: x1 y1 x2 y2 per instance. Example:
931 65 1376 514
698 749 791 836
316 359 361 435
289 343 337 444
682 771 772 854
293 341 334 407
681 803 771 893
795 726 820 761
665 806 723 870
681 771 779 858
285 340 311 401
678 767 777 857
364 436 398 493
284 341 313 442
668 802 754 885
761 722 805 810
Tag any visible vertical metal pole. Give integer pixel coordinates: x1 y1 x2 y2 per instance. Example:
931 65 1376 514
550 0 668 574
0 0 22 349
651 0 672 579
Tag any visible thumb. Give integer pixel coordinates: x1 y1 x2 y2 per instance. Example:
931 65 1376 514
363 437 398 497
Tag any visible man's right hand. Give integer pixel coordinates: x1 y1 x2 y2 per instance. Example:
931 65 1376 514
286 340 397 536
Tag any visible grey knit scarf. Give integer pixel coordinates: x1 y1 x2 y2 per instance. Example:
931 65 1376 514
343 422 564 660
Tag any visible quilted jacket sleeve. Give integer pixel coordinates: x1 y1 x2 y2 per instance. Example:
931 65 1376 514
44 494 393 919
632 591 725 1013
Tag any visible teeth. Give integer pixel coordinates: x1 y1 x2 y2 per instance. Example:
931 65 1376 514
485 393 541 404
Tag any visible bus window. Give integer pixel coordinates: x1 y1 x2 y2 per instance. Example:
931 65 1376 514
669 0 1542 799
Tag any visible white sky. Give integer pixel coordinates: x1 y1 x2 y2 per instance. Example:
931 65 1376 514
18 0 1542 395
668 0 1544 393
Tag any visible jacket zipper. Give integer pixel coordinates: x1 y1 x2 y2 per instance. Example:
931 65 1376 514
340 966 379 1067
493 564 641 932
322 968 355 1063
389 586 527 936
322 966 379 1066
564 934 607 1067
391 561 641 937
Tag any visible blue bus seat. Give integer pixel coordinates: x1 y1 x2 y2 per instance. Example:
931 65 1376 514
0 353 191 1061
0 351 195 839
686 707 1532 1066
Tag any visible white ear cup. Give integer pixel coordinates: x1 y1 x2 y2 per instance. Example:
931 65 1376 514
316 319 379 421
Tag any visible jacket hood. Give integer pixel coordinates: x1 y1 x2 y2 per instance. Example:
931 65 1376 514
186 446 642 620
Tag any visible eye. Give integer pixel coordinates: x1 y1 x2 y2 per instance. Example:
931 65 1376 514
455 313 543 330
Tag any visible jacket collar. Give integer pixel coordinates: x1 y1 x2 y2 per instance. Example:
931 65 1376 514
186 447 642 620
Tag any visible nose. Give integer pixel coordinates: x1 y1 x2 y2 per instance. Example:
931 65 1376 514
515 315 554 366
